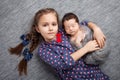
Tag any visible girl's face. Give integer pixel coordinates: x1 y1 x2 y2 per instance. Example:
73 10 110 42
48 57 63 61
36 13 58 42
64 19 80 36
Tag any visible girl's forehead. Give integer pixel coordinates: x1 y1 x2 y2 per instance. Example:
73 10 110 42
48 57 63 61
38 13 58 23
41 12 56 17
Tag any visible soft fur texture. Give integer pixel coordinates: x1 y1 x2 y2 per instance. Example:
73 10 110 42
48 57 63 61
0 0 120 80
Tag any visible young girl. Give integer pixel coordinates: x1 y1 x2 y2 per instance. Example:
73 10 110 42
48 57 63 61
9 8 109 80
62 13 110 65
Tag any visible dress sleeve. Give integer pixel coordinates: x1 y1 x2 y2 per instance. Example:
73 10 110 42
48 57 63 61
80 20 89 26
38 48 76 70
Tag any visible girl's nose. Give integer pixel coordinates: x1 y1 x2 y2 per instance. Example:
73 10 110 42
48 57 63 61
49 25 53 31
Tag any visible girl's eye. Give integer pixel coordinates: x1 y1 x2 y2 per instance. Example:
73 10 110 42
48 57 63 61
43 24 48 27
52 23 57 26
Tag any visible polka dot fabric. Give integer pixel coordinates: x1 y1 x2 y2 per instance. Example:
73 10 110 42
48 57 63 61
38 29 109 80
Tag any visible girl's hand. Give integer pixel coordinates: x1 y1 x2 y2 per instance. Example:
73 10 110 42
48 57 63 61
84 40 100 53
93 27 106 48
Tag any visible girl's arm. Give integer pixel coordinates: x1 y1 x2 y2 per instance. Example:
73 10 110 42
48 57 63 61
88 22 106 48
39 40 100 70
70 40 100 61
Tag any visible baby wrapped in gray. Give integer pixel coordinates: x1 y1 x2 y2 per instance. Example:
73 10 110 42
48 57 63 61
70 24 110 65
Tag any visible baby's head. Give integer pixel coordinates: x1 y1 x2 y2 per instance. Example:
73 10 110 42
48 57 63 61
62 13 80 36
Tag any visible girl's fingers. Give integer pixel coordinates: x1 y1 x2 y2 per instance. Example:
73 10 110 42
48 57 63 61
100 38 105 48
96 38 105 48
102 38 105 47
95 47 100 50
98 40 102 48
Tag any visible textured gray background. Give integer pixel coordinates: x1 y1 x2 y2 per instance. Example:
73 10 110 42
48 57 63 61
0 0 120 80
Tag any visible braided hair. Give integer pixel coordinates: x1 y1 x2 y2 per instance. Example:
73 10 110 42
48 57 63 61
9 8 59 75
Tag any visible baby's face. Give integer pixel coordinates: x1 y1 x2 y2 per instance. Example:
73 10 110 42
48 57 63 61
64 19 80 36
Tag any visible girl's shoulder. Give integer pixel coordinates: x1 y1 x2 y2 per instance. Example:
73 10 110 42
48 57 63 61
79 21 93 42
79 22 92 35
58 26 65 34
58 26 68 39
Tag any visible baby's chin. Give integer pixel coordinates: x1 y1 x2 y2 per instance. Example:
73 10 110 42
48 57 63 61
69 33 76 36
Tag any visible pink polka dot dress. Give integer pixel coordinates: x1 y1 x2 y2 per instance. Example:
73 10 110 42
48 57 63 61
38 28 109 80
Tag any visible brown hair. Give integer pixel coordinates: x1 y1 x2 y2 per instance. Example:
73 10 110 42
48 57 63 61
9 8 59 75
62 12 79 28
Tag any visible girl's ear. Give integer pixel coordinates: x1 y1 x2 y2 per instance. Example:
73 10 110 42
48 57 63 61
35 26 40 33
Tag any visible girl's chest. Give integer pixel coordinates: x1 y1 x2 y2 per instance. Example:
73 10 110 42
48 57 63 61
49 40 74 55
